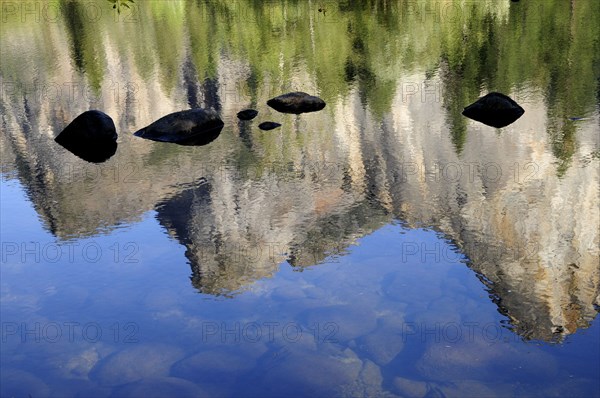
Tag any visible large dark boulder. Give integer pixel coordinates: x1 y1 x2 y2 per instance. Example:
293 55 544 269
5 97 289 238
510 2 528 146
134 108 224 146
267 92 326 114
462 92 525 128
54 110 117 163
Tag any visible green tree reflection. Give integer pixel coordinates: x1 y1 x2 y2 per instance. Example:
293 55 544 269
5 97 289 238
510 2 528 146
3 0 599 172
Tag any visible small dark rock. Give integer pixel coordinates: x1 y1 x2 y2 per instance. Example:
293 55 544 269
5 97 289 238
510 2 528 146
237 109 259 120
55 110 117 163
134 108 223 146
258 122 281 131
462 92 525 128
267 92 326 114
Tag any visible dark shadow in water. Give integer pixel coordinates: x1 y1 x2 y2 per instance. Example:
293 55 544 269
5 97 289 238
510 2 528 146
202 78 221 113
183 57 201 109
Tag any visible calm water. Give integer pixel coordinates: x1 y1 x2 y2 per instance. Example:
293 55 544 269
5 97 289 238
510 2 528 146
1 1 599 397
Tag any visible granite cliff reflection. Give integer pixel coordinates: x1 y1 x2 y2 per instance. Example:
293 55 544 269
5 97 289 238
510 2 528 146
1 0 598 342
155 177 390 296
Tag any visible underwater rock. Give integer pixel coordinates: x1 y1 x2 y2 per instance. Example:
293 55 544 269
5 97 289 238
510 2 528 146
134 108 224 145
237 109 259 120
55 110 117 163
90 344 184 387
358 328 405 366
170 348 264 396
258 121 281 131
0 368 50 398
111 377 207 398
462 92 525 128
267 92 326 114
434 380 512 398
258 348 362 397
415 337 558 382
392 376 428 397
172 349 256 386
304 305 377 341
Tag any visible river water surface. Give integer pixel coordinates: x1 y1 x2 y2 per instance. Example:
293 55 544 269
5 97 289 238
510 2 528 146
1 1 599 397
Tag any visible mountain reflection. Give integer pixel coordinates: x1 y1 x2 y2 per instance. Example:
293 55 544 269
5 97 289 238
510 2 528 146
1 0 598 342
156 178 390 296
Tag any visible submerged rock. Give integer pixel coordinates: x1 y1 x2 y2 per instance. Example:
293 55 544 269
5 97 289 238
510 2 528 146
415 337 558 382
172 349 256 384
134 108 223 145
111 377 207 398
392 376 428 397
0 368 50 398
303 304 377 341
267 92 326 114
358 328 405 366
462 92 524 128
258 121 281 131
237 109 259 120
171 349 259 397
55 110 117 163
257 348 362 397
90 344 184 387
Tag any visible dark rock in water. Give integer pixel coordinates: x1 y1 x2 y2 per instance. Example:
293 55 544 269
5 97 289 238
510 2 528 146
134 108 224 146
462 92 525 128
267 92 326 114
55 110 117 163
258 122 281 131
237 109 259 120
